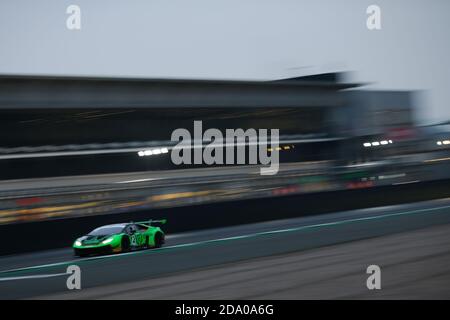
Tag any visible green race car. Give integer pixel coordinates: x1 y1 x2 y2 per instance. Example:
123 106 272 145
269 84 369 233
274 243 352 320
73 219 166 257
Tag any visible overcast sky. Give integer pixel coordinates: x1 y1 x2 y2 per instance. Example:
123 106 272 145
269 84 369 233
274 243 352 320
0 0 449 124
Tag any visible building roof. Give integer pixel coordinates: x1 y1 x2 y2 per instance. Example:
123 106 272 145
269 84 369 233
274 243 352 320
0 73 359 109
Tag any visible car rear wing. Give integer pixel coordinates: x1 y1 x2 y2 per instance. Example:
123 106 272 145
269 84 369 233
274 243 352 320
135 219 167 227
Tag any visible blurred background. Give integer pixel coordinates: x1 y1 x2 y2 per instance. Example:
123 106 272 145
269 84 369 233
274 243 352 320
0 73 448 233
0 0 449 299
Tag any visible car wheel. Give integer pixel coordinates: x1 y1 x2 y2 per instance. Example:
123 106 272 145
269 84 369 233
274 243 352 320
121 236 130 252
154 232 163 248
145 235 150 249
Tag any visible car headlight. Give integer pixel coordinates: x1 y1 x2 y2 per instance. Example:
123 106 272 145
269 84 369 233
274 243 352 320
102 238 113 244
75 240 82 246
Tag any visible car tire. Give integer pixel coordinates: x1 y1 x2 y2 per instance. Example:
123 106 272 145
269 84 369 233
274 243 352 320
145 235 150 249
121 235 130 252
154 232 163 248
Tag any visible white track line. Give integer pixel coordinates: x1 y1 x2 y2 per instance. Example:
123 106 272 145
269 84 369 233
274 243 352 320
0 272 67 282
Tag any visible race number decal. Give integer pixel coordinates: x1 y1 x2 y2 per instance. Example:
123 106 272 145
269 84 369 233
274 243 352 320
131 234 144 246
130 234 137 246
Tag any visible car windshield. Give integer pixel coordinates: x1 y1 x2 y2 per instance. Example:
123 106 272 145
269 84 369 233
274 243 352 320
88 226 123 236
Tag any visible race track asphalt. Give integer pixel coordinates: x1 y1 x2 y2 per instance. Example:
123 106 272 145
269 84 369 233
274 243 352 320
1 197 450 299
